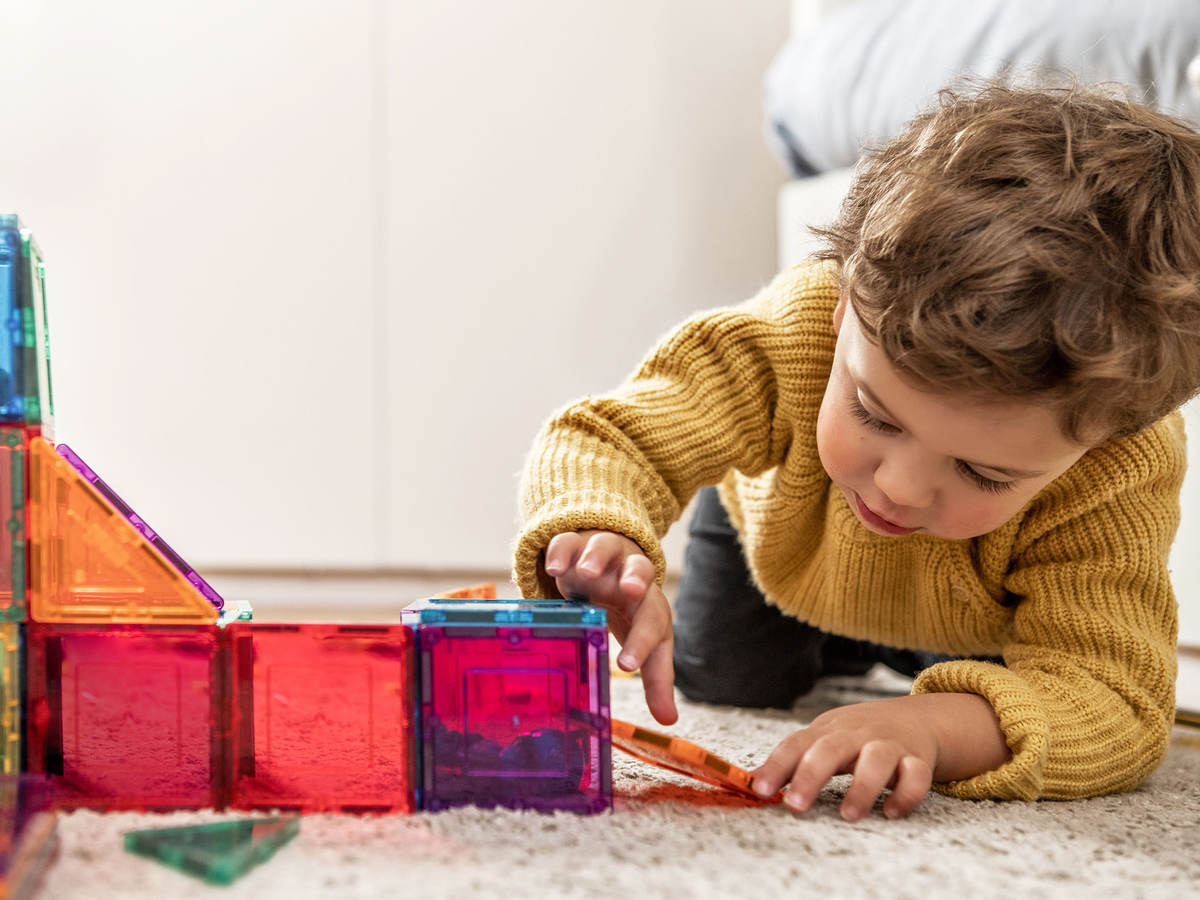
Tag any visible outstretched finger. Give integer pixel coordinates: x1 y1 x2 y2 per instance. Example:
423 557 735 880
615 583 671 672
638 633 678 725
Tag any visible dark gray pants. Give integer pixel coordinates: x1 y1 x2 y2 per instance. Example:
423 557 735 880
672 487 958 709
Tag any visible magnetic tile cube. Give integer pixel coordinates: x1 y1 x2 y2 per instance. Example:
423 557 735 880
0 429 27 623
124 817 299 886
229 624 416 813
410 600 612 814
24 624 224 810
0 627 18 774
27 439 218 624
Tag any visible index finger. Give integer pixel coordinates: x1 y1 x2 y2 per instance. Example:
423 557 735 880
638 633 678 725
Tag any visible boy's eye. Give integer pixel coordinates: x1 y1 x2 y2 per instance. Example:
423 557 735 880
955 460 1016 495
847 394 1018 495
848 397 899 434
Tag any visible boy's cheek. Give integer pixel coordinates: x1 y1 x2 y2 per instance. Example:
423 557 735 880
815 413 861 488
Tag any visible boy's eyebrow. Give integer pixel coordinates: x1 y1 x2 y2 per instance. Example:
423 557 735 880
856 381 1047 479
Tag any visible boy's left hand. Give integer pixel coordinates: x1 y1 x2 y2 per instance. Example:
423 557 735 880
749 693 1008 821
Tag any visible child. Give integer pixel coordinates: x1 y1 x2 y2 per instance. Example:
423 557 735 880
513 83 1200 820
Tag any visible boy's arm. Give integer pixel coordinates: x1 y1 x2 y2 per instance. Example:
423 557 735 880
912 412 1185 800
513 263 837 597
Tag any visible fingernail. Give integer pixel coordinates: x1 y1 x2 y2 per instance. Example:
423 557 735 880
578 558 599 576
753 779 771 797
842 807 862 822
884 806 901 820
617 651 636 670
545 561 563 575
784 792 805 810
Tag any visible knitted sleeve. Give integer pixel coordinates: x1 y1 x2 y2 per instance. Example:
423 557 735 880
913 412 1185 800
512 263 837 598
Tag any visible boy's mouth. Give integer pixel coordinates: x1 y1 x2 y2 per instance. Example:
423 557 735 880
852 492 918 536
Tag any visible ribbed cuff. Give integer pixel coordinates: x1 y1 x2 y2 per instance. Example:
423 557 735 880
912 660 1050 800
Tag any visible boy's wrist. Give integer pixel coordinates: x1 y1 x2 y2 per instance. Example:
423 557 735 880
915 691 1010 782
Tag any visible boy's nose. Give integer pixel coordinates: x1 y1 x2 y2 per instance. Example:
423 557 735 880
873 452 936 511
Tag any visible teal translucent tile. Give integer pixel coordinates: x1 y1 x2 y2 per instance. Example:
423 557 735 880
123 817 300 885
0 216 53 430
21 230 53 431
404 598 607 627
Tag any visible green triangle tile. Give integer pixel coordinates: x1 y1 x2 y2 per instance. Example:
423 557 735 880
123 817 300 885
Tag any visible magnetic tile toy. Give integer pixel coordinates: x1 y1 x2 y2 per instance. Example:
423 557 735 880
411 601 612 814
55 444 226 617
26 439 218 624
229 624 416 813
0 430 26 623
124 816 299 885
24 624 224 810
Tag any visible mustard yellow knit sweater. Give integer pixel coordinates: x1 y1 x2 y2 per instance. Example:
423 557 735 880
514 260 1183 801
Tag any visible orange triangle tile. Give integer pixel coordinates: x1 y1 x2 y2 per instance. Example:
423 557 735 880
435 581 496 600
27 438 217 624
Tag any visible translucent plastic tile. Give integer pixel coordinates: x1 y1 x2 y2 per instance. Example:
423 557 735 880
26 438 218 624
434 581 496 600
229 624 416 813
0 626 18 774
610 718 780 801
0 776 57 900
55 444 225 615
405 597 607 627
0 217 29 424
124 817 299 886
418 620 611 813
21 231 53 434
0 429 27 622
24 624 224 810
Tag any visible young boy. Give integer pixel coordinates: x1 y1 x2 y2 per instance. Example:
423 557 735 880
513 83 1200 820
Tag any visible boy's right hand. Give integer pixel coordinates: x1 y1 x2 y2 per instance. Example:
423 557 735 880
543 530 678 726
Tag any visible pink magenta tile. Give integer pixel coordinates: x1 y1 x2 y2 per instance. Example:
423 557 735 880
24 624 223 810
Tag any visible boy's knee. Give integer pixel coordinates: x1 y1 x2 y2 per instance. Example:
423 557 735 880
672 629 818 709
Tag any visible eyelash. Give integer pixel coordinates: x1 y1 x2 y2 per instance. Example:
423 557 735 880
846 397 1016 495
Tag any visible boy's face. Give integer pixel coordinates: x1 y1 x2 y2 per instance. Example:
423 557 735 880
817 296 1090 540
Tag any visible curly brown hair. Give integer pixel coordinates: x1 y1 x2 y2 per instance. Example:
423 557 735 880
815 81 1200 443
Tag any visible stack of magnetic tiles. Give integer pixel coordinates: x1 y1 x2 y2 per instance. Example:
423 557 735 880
0 216 613 827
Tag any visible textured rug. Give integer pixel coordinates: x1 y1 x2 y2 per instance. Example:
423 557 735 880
36 668 1200 900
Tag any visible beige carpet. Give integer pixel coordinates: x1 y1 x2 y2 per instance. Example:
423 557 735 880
36 668 1200 900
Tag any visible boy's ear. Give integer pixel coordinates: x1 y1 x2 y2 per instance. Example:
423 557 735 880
833 293 849 335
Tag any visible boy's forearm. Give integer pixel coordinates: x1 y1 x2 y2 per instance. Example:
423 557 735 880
911 692 1010 782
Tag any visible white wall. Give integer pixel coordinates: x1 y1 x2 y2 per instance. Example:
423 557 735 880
0 2 789 573
1170 398 1200 646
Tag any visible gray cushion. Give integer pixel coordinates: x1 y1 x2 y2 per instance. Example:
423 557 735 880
765 0 1200 174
